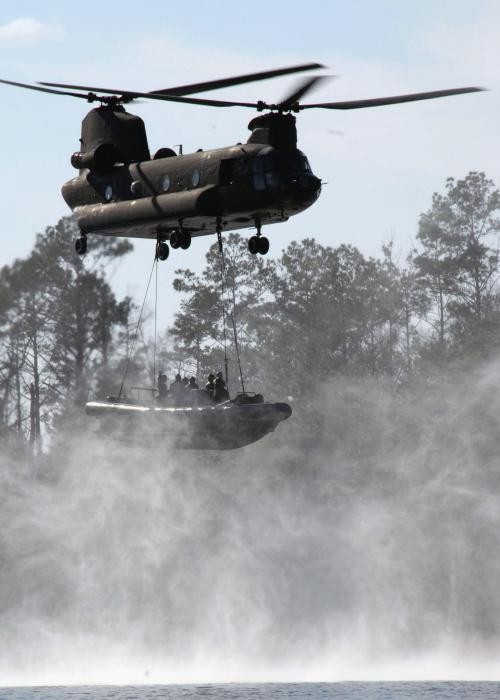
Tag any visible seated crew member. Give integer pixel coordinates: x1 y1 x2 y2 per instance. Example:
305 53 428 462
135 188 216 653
205 373 216 400
188 377 199 390
182 376 189 388
157 373 168 402
214 371 230 403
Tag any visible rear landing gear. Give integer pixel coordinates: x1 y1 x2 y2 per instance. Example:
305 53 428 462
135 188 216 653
75 235 87 255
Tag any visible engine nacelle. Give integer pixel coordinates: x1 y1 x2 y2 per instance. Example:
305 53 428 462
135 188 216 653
71 143 121 171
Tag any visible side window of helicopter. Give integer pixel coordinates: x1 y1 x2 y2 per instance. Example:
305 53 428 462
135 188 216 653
161 174 171 192
252 156 266 191
263 154 281 188
191 169 200 187
104 184 113 201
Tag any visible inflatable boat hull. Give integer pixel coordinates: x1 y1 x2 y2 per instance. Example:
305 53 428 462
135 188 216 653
85 399 292 450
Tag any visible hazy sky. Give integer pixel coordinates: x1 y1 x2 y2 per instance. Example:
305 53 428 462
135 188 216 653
0 0 499 328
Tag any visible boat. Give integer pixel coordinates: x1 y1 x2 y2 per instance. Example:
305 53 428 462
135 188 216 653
85 390 292 450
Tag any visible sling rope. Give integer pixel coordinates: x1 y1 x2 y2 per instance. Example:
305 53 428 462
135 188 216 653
217 230 246 394
118 256 157 400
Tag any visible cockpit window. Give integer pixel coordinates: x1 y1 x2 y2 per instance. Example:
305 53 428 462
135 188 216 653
252 152 313 191
301 156 312 173
253 153 312 174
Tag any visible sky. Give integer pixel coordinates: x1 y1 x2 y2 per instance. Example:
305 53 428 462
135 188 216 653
0 0 499 329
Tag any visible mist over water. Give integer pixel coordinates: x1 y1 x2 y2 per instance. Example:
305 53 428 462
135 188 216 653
1 361 500 686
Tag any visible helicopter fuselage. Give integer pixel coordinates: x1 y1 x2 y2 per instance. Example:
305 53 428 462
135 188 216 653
62 141 322 242
0 67 483 256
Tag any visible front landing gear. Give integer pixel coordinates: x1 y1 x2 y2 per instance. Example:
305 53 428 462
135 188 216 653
248 216 269 255
248 235 269 255
248 217 269 255
75 235 87 255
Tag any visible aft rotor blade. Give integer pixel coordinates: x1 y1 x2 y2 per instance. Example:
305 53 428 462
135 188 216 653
0 78 93 100
279 75 331 108
300 86 486 110
40 81 152 99
39 82 258 106
150 63 325 96
137 93 258 108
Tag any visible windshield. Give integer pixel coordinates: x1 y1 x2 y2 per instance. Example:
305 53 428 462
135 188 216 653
253 152 312 175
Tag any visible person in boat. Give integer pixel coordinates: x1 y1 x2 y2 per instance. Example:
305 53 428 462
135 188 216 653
188 377 199 390
157 373 168 402
182 376 189 388
214 371 230 403
170 373 184 404
205 373 215 399
205 373 216 400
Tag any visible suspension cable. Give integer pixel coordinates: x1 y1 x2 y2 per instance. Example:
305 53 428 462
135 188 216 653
217 229 229 389
118 256 157 400
228 273 246 394
217 229 246 394
153 258 158 396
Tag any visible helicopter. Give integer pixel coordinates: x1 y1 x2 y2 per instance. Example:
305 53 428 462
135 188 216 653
0 65 484 261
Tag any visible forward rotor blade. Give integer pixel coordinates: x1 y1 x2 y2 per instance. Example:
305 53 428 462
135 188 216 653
300 86 486 110
149 63 325 96
0 78 93 100
279 75 331 108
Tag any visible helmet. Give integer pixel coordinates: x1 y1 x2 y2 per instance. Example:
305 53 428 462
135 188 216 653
175 373 182 381
208 373 215 380
216 371 224 378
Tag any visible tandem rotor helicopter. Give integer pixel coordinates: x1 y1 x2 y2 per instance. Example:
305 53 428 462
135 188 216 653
0 64 484 260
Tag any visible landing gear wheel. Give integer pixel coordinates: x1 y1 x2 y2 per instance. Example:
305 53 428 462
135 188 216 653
257 236 269 255
75 236 87 255
248 236 259 255
180 231 191 250
170 231 180 249
156 241 170 261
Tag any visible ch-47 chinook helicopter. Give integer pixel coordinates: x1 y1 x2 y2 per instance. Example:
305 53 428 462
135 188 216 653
0 65 484 260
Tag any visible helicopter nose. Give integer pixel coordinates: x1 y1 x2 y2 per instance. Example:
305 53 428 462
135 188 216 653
287 174 322 202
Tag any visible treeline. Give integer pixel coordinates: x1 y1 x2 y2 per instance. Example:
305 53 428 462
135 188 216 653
0 219 134 452
170 171 500 394
1 171 499 452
